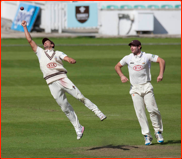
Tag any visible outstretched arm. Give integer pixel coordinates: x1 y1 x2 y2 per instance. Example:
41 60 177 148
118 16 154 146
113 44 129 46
156 57 165 82
115 62 129 83
21 20 37 52
64 56 76 64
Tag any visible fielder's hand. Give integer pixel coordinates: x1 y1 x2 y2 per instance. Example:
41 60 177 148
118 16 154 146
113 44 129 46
121 75 129 83
64 56 76 64
21 20 27 27
69 58 76 64
157 75 163 82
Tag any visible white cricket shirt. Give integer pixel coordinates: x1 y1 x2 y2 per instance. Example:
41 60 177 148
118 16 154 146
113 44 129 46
119 51 158 85
35 46 68 84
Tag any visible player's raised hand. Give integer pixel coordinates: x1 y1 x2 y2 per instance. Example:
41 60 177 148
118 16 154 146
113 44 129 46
157 75 163 82
121 75 129 83
21 20 27 27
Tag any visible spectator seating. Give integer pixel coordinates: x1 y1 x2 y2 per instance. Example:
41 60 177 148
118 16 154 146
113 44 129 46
120 5 132 9
161 4 173 9
147 5 160 9
103 4 180 10
175 4 181 8
134 5 146 9
106 5 119 9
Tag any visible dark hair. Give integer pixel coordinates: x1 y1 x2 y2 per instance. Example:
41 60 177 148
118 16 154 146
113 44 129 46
42 38 55 48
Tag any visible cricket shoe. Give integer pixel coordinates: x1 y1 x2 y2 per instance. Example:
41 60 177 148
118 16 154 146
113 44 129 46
96 111 107 121
144 135 153 145
155 131 164 143
76 126 85 140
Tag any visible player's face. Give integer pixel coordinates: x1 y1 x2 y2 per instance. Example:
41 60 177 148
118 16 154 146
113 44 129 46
44 40 53 49
130 45 141 55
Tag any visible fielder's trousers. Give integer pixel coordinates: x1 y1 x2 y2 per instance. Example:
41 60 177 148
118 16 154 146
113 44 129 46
48 77 101 133
130 82 163 136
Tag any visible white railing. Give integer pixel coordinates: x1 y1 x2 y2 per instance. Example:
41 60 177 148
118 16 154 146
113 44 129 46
45 2 67 33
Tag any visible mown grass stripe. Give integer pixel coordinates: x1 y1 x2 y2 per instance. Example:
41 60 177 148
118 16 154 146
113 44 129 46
1 43 181 47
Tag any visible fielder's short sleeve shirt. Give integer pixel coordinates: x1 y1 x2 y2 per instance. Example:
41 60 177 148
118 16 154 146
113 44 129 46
35 46 67 60
35 46 68 84
119 52 158 85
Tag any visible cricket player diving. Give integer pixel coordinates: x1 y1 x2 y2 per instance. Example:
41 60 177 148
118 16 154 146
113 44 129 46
115 40 165 145
21 20 107 140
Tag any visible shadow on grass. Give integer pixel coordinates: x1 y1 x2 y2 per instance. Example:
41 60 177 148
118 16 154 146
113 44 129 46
152 140 181 145
88 144 138 151
88 140 181 151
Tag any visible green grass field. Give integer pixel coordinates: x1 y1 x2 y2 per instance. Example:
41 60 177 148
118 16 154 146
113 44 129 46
1 37 181 158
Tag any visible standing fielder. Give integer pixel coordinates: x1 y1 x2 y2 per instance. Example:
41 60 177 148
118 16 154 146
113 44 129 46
115 40 165 145
21 20 106 140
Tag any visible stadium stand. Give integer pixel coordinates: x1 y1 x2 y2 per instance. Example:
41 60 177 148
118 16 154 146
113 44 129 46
174 4 181 8
161 4 173 9
103 4 180 10
106 5 119 9
120 5 132 9
147 5 160 9
134 5 146 9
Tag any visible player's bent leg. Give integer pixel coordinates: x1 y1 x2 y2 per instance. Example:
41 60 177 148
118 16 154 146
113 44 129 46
144 92 163 133
58 93 85 140
48 81 84 140
68 87 106 121
144 92 164 143
81 97 107 121
61 78 107 121
131 93 151 136
131 93 153 145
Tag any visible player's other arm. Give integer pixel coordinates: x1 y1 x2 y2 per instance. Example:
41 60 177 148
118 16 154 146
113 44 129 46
64 56 76 64
156 57 165 82
115 62 129 83
21 20 37 52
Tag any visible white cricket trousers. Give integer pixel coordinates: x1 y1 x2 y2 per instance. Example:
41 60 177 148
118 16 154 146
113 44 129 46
48 77 101 132
130 82 163 136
